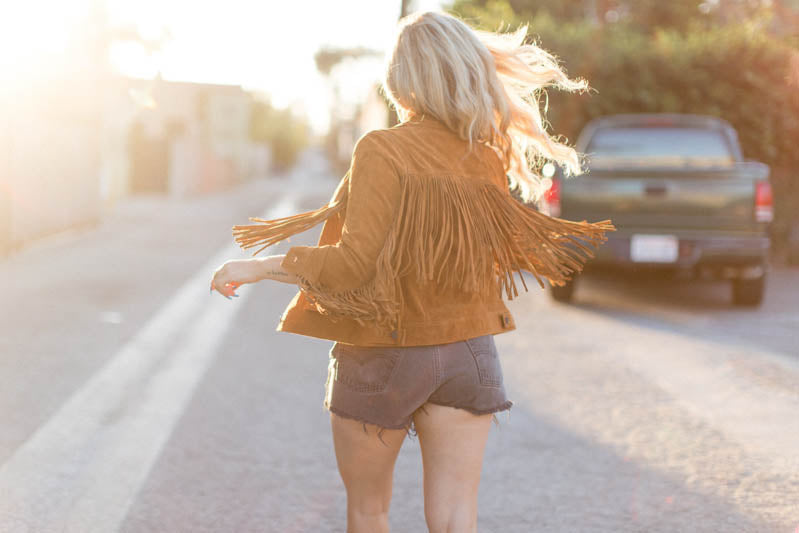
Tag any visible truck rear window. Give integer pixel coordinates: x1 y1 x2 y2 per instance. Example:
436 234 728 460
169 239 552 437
586 127 735 168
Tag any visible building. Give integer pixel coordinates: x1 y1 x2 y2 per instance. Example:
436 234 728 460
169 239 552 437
101 76 270 205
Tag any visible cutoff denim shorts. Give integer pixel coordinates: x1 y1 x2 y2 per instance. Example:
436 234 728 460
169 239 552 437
324 334 513 444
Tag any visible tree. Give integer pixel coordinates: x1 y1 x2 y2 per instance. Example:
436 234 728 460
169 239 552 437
249 97 310 171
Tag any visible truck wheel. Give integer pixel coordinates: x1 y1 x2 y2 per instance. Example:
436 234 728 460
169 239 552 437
550 278 577 303
732 275 765 307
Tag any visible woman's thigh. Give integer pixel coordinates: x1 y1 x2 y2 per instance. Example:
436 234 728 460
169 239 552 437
330 412 407 509
411 402 493 518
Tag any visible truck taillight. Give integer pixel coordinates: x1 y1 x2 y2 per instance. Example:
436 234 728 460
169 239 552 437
543 178 561 217
755 180 773 223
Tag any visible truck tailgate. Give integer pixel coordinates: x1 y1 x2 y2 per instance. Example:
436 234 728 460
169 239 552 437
560 163 768 232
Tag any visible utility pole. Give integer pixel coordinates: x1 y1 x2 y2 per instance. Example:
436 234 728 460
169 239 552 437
388 0 414 127
401 0 412 18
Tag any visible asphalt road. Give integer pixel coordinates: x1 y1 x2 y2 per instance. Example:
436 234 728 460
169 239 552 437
1 148 797 532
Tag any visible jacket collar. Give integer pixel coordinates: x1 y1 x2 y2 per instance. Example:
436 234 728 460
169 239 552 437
406 113 449 129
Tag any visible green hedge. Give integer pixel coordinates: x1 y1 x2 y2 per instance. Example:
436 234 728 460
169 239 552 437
449 1 799 258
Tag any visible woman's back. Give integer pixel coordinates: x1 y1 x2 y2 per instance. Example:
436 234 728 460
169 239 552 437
377 114 505 183
277 113 518 346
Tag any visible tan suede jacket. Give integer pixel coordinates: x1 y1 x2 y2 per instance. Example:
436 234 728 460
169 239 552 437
233 114 614 346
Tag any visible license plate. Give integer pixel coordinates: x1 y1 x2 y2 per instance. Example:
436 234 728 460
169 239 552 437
630 234 679 263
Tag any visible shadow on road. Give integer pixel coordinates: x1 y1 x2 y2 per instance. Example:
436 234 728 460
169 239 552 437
478 400 780 532
553 267 799 357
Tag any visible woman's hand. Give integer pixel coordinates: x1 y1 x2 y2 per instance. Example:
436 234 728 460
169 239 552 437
210 255 297 298
210 258 264 298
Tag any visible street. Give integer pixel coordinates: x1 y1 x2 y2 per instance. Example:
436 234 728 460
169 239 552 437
1 148 797 532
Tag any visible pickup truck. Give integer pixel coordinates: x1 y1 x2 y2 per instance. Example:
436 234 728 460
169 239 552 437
540 113 773 306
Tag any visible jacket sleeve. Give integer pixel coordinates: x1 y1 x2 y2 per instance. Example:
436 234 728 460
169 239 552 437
280 132 401 292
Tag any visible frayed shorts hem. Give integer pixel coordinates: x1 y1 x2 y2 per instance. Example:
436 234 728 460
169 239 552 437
325 403 419 445
325 399 513 447
424 399 514 427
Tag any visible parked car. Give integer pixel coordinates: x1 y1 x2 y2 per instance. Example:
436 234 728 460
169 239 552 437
540 113 773 306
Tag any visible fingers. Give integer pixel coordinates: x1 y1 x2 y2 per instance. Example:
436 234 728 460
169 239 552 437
210 279 241 299
227 281 241 297
210 279 229 299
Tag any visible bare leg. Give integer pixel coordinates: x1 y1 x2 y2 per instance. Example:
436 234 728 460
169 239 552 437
412 402 493 533
330 412 408 533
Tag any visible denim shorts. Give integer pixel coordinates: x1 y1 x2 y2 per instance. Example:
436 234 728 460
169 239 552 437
324 334 513 444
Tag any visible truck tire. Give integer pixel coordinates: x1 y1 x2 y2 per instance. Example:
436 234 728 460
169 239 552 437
732 275 765 307
549 277 577 303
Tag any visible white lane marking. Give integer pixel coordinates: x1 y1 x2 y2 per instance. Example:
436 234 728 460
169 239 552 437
0 198 297 533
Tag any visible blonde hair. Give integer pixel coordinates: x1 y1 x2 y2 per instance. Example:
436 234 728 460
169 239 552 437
381 10 589 203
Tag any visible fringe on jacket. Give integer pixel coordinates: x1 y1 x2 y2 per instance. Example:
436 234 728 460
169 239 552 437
232 172 615 330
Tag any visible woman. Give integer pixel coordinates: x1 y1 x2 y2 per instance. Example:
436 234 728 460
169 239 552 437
211 10 614 533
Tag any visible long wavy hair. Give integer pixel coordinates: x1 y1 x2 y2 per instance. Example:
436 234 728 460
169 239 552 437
381 10 589 203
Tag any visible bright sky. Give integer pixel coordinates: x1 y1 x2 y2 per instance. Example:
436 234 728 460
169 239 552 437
104 0 446 135
0 0 445 134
